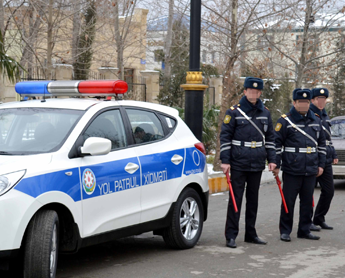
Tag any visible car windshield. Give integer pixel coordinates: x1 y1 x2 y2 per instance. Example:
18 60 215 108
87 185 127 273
0 108 84 155
331 119 345 138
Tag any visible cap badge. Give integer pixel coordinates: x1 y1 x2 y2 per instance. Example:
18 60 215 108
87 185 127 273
253 82 258 88
303 93 307 98
320 89 325 94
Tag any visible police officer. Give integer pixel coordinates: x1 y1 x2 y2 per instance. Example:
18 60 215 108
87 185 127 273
309 88 338 231
273 88 326 242
220 77 276 248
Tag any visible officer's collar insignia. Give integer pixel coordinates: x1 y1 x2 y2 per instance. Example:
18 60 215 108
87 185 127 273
253 82 258 88
275 123 282 131
315 113 320 118
303 93 307 98
320 89 324 94
230 106 235 110
224 115 231 124
237 104 240 106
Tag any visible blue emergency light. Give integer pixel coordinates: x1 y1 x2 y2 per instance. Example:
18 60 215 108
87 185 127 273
15 80 128 97
15 81 51 96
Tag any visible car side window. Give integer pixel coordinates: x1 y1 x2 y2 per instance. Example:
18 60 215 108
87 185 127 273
126 109 164 144
83 110 127 150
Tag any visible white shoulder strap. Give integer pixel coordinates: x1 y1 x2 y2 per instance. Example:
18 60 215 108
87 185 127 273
282 114 318 146
237 107 265 143
322 125 332 138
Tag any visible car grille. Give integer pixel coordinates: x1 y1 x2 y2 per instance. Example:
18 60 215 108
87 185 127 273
336 150 345 165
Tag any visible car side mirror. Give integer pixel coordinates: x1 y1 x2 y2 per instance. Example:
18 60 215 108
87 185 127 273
79 137 111 156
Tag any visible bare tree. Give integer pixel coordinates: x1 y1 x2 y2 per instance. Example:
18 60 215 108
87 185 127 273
71 0 82 67
164 0 174 78
201 0 297 171
255 0 345 88
113 0 139 80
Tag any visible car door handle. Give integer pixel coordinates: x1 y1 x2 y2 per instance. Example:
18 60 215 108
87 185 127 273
125 163 139 174
171 154 183 165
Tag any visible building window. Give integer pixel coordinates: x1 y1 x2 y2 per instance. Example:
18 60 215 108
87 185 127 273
211 52 215 63
257 35 273 51
154 49 164 62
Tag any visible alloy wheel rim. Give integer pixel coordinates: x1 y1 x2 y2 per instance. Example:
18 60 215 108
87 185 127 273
180 197 200 240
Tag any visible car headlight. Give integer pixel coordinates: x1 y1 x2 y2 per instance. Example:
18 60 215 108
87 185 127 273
0 170 26 196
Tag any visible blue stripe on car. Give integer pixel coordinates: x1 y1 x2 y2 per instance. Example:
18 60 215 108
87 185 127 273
13 147 204 201
14 168 81 202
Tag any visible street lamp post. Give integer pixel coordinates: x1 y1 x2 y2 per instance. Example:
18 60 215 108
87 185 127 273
181 0 208 142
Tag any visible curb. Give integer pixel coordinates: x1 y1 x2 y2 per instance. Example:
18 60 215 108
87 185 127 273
208 168 280 194
208 176 228 194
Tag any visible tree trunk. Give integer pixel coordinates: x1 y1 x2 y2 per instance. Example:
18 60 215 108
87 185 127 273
72 0 81 67
213 0 238 172
164 0 174 78
114 0 124 80
0 0 4 35
20 2 46 77
295 0 312 88
46 0 54 80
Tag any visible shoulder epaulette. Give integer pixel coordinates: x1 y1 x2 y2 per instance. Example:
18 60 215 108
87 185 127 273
315 113 320 118
265 106 269 110
237 104 241 107
281 114 287 118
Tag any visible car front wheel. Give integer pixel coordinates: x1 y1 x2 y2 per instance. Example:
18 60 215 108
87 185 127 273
23 210 59 278
163 187 204 249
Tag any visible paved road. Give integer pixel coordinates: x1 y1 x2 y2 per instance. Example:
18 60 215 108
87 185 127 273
55 179 345 278
3 179 345 277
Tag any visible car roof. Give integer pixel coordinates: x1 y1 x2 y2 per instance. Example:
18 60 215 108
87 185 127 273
115 100 179 117
0 98 100 110
0 98 179 117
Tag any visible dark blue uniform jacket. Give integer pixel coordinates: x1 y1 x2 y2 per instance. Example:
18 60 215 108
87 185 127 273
310 103 337 165
220 96 276 171
275 107 326 176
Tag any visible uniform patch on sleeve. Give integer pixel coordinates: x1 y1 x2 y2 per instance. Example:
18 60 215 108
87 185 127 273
275 123 282 131
224 115 231 124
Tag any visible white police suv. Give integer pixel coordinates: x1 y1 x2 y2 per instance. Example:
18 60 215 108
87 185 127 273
0 80 209 278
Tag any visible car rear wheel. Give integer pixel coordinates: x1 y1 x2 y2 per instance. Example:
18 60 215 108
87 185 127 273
23 210 59 278
163 187 204 249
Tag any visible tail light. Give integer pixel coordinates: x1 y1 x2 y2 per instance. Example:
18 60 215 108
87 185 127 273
194 142 206 155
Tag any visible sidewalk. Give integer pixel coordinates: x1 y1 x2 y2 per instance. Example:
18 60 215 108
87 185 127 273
208 165 280 194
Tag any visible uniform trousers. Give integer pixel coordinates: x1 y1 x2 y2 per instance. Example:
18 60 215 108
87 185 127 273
225 169 262 240
279 172 316 236
313 164 334 225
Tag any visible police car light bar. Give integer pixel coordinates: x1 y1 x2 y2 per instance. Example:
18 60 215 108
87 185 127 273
15 80 128 97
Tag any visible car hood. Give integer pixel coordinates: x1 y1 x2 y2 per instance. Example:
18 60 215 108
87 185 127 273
332 138 345 150
0 154 52 175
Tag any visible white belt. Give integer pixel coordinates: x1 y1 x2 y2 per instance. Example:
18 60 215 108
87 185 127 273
326 140 332 146
284 147 317 153
232 140 263 148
